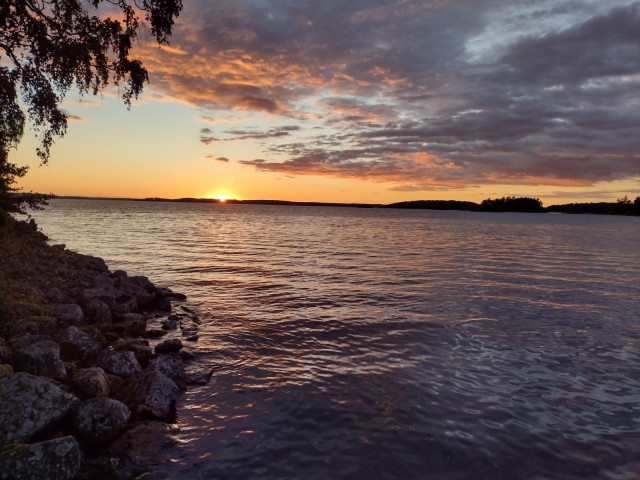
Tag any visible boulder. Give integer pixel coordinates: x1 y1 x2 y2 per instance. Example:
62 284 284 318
149 354 187 390
3 316 57 337
70 367 110 399
114 312 145 324
0 372 78 444
0 436 81 480
155 338 183 355
74 398 130 446
13 340 67 381
51 304 84 328
81 299 112 325
112 317 146 337
96 350 142 377
108 421 175 480
161 314 179 330
111 370 179 421
112 338 152 368
111 296 138 316
0 338 10 363
142 329 168 339
60 326 102 363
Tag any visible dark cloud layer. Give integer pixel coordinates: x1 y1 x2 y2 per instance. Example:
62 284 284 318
145 0 640 190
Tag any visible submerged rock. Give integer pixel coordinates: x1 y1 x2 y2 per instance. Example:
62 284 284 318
0 436 81 480
0 372 78 444
74 398 130 446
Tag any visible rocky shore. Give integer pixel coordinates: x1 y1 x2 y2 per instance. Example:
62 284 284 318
0 214 203 479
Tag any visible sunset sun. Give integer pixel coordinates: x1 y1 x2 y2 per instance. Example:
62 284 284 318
212 193 231 202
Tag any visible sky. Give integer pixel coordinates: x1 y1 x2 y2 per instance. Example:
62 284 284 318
13 0 640 205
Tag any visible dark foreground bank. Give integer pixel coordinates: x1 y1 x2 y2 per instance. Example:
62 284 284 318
0 214 203 479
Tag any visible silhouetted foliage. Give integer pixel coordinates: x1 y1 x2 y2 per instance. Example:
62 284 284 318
546 197 640 216
480 196 543 213
386 200 480 211
0 0 183 213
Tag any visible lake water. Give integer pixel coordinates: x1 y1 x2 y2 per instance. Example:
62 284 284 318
34 199 640 480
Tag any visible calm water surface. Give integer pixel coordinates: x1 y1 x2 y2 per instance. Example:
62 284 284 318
34 199 640 479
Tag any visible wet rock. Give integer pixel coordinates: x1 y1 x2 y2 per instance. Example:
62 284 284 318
96 350 142 377
161 314 179 330
0 372 78 444
108 421 175 479
158 288 187 301
51 303 84 328
81 299 112 325
74 398 130 446
155 338 183 355
60 326 102 363
113 338 152 368
13 340 67 381
70 367 110 399
150 354 187 390
111 370 179 421
142 329 168 339
0 436 81 480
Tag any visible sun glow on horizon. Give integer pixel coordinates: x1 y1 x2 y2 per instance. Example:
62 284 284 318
212 193 231 202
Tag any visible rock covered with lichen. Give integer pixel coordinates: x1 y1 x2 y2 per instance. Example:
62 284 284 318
0 215 201 479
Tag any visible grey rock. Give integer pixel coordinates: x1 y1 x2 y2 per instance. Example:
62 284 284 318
0 436 81 480
111 296 138 316
114 312 145 324
112 317 146 337
112 338 152 368
82 299 112 324
9 333 52 351
70 367 110 399
74 398 130 445
60 326 102 362
0 372 78 444
0 337 10 363
112 370 179 421
51 304 84 328
13 340 67 381
97 350 142 377
155 338 183 355
149 354 187 390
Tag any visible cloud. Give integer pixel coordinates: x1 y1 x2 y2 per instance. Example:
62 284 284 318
202 155 230 163
140 0 640 190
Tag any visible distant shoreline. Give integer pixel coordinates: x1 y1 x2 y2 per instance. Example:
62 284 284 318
52 195 640 216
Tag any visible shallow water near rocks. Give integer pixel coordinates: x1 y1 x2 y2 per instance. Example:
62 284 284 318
35 199 640 479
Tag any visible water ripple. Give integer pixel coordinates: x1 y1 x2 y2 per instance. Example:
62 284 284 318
34 200 640 479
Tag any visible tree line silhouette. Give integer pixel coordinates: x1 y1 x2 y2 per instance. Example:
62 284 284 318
388 195 640 215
